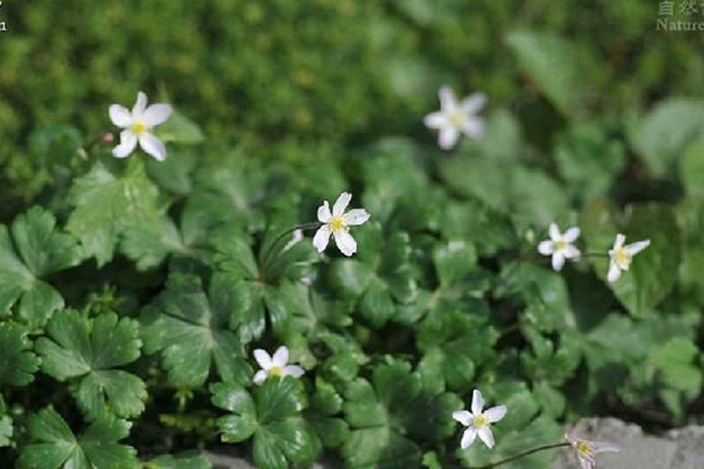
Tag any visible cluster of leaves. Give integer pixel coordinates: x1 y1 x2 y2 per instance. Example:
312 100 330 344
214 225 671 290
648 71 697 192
0 2 703 469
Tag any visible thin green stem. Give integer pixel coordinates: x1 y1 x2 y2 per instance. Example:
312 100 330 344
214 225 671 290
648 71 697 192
470 442 570 469
258 221 322 279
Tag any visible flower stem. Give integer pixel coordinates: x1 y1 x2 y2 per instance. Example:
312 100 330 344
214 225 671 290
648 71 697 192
469 442 570 468
258 221 322 279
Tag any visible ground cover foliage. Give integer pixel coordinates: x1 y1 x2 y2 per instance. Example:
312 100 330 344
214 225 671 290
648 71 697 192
0 1 703 468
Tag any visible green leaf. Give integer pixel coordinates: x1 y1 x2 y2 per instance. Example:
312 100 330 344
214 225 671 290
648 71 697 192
342 360 461 468
0 322 40 386
630 98 704 177
211 382 258 442
0 396 13 447
121 217 184 271
581 200 680 315
146 453 213 469
307 379 349 449
67 160 161 266
140 274 251 387
681 138 704 198
440 156 567 227
506 30 593 117
12 206 83 276
417 308 498 391
154 108 205 144
18 407 137 469
555 122 626 202
433 241 478 287
650 338 702 394
0 206 81 326
361 140 428 224
329 223 417 328
36 310 146 419
212 378 319 469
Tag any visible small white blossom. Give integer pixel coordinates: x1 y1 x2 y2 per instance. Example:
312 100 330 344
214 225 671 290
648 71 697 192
252 346 304 386
424 86 486 150
537 223 581 271
313 192 370 257
565 432 620 469
607 234 650 283
109 91 173 161
452 389 507 450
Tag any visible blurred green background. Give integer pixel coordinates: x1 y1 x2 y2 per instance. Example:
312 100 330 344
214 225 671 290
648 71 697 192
1 0 703 211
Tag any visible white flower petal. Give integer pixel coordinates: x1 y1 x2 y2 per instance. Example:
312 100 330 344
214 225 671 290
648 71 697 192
579 458 594 469
132 91 148 117
424 112 445 129
552 252 566 271
484 405 507 423
332 192 352 217
461 92 487 114
563 245 581 259
549 223 561 241
477 426 495 448
272 346 289 367
283 364 305 378
253 370 268 385
460 427 478 449
591 441 621 454
471 389 484 415
607 261 622 283
439 86 456 111
139 132 167 161
344 209 370 226
317 201 332 223
438 127 460 150
333 229 357 257
537 240 555 255
109 104 132 128
253 349 272 370
452 410 472 426
460 118 485 139
143 103 173 126
112 130 138 158
612 233 626 250
563 226 581 243
312 225 331 253
625 239 650 256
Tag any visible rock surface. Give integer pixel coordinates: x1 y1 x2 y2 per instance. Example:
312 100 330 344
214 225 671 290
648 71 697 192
553 417 703 469
203 418 704 469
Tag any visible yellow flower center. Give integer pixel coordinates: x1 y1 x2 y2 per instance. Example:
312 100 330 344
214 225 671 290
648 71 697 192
269 365 283 377
330 216 345 232
555 239 568 250
450 110 465 127
132 122 148 134
614 248 631 267
575 440 594 458
473 414 488 428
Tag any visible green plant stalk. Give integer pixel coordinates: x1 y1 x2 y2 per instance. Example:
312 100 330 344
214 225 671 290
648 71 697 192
258 221 322 279
470 442 570 468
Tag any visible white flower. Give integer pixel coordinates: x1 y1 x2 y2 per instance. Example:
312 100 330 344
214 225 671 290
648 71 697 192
252 346 304 386
424 86 486 150
607 234 650 282
452 389 507 450
109 91 173 161
313 192 370 257
565 432 620 469
537 223 581 271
